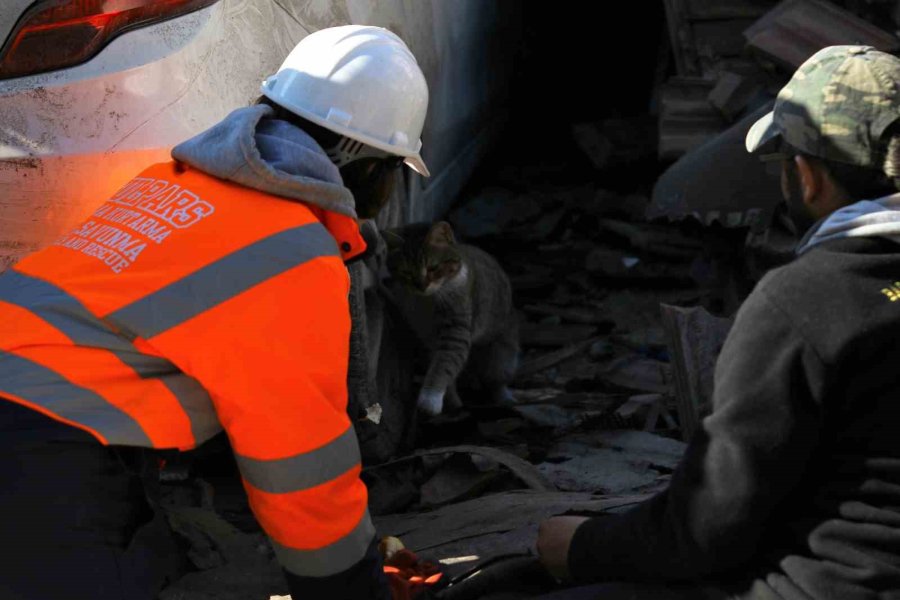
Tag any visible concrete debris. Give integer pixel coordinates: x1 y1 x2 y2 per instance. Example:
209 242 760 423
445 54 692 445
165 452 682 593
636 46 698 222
663 0 774 78
572 118 657 171
537 442 665 494
659 78 727 160
158 12 830 592
744 0 900 69
591 429 687 469
708 71 763 121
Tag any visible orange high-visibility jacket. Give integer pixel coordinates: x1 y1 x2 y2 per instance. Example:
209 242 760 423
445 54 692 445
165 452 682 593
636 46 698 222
0 161 373 579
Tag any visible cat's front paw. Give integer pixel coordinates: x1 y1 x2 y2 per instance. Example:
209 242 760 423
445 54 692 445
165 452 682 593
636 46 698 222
417 388 445 416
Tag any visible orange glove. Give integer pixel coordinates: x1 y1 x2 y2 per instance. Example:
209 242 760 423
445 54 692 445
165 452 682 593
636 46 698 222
383 549 444 600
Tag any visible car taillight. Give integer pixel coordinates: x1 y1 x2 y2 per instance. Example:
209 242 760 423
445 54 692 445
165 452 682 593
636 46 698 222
0 0 221 79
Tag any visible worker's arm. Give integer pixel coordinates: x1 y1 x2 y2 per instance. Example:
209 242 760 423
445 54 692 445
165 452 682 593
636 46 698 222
564 287 826 582
147 250 389 599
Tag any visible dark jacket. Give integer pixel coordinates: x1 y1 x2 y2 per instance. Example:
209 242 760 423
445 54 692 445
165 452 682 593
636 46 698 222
569 234 900 599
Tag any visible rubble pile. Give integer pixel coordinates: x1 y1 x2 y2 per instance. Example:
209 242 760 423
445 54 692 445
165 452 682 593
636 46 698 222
346 149 745 594
159 153 740 600
158 2 900 598
650 0 900 230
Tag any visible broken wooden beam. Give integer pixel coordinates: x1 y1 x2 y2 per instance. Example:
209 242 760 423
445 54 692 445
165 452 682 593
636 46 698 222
660 303 734 441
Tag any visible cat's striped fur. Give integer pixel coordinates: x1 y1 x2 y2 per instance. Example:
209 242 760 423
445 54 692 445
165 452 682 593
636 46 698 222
384 221 519 415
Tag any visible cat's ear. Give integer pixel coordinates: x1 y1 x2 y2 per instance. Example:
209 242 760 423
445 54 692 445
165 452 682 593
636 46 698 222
427 221 455 246
382 229 405 250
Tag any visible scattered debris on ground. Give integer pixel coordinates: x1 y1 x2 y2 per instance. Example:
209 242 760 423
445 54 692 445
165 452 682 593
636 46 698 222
157 1 900 597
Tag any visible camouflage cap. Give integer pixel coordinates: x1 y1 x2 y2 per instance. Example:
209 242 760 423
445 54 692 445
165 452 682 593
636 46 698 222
746 45 900 168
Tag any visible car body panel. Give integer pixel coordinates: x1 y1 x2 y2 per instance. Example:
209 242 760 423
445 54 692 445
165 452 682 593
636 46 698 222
0 0 516 269
0 0 35 51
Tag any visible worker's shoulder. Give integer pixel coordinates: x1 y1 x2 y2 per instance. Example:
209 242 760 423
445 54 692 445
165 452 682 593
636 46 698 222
752 246 834 308
757 237 900 303
751 237 900 350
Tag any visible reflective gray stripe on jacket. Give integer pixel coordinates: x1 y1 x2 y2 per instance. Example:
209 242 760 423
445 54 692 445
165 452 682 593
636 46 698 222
273 511 376 578
0 270 219 445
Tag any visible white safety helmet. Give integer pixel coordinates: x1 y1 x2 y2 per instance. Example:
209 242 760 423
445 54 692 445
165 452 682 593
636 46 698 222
261 25 430 177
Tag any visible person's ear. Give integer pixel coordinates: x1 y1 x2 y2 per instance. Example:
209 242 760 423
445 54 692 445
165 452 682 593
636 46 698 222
794 155 820 207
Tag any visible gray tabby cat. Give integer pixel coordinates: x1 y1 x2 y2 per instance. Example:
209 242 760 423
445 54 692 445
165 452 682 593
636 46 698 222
384 221 519 416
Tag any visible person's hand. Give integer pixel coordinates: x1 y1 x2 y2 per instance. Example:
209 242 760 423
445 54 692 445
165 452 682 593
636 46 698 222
536 516 590 581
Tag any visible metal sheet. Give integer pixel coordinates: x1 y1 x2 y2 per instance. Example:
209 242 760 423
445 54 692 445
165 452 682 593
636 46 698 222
650 100 782 231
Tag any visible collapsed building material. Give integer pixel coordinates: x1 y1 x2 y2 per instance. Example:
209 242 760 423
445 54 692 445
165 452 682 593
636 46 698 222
649 100 781 230
659 78 727 160
571 118 657 171
371 445 557 493
708 71 764 121
660 304 734 441
519 322 598 347
513 404 583 431
614 393 679 432
744 0 900 69
420 454 503 508
597 218 704 258
537 442 665 494
664 0 777 77
515 336 602 378
600 356 674 395
589 429 687 470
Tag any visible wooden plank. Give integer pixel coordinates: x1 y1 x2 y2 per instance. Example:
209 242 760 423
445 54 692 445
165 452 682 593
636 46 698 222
660 304 734 441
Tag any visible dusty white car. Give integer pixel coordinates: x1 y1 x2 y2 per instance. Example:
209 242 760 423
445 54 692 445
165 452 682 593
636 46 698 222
0 0 515 270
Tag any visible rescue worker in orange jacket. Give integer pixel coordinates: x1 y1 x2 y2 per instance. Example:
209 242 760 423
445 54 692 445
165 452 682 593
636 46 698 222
0 25 428 600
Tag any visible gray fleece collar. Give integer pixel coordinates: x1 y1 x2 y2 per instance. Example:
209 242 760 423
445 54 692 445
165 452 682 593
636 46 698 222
797 193 900 255
171 104 357 219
